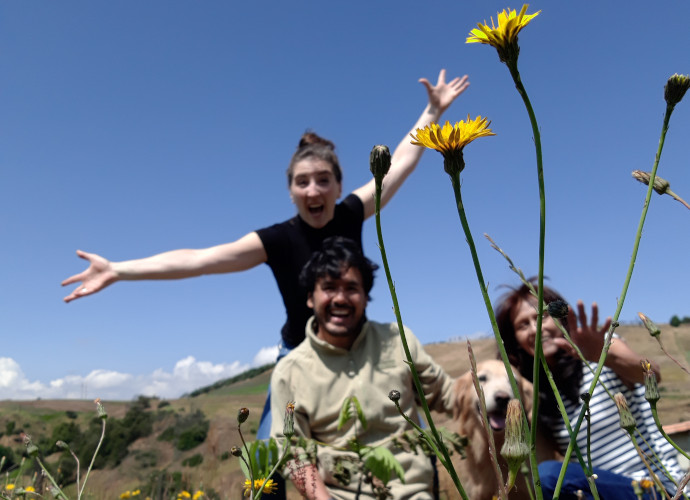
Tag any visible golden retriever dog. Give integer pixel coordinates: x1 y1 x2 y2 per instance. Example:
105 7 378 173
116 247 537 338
438 360 540 500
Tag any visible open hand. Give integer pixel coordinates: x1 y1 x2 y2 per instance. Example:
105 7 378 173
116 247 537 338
62 250 117 303
419 69 470 114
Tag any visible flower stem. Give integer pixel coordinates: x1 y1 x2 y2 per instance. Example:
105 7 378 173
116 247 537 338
373 177 469 500
449 172 543 500
554 102 677 499
79 417 106 500
506 62 547 483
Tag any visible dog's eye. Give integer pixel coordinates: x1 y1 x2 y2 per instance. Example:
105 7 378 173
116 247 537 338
478 374 487 383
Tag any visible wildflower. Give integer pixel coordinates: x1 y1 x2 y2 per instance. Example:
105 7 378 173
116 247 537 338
237 407 249 424
178 491 191 499
24 487 35 493
466 5 540 65
640 479 654 490
410 116 495 177
243 479 278 497
614 393 636 435
5 484 16 491
632 171 690 211
664 74 690 108
120 491 132 499
501 399 530 491
369 145 391 184
283 401 295 439
132 490 141 496
641 360 660 404
192 491 204 500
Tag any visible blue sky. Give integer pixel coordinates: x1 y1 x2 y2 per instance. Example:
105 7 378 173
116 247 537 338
2 2 689 400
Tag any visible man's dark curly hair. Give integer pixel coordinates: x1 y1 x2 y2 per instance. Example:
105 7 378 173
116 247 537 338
299 236 378 300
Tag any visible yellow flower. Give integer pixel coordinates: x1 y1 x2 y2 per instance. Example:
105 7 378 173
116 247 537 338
120 491 132 499
410 116 495 176
640 479 654 490
192 491 204 500
467 5 540 64
178 491 191 499
25 487 35 493
132 490 141 496
5 484 16 491
243 479 278 497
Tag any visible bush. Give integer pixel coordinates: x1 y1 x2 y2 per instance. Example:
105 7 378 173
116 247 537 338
181 453 203 467
671 315 681 327
159 410 209 451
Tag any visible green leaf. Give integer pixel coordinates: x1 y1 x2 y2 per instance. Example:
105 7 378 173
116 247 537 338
351 397 368 429
362 447 405 485
338 397 354 430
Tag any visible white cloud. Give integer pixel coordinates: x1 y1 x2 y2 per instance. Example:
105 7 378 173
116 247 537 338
0 348 275 401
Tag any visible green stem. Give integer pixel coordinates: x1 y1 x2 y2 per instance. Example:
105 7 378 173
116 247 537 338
373 178 469 500
506 63 547 498
651 404 690 463
79 418 106 500
555 103 676 497
449 172 543 500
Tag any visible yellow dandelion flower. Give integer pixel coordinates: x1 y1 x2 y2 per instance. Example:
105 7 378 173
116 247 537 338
410 116 495 176
25 486 35 493
178 491 191 499
120 491 132 499
132 490 141 496
5 484 16 491
640 479 654 490
467 5 540 64
243 478 278 497
193 491 204 500
467 5 539 48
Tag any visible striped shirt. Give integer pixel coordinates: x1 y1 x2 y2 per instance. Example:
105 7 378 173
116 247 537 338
552 363 685 492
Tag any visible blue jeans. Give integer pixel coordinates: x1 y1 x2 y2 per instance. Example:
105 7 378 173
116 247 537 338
539 460 656 500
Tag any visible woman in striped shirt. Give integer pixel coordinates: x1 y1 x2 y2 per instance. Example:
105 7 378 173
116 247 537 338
495 282 685 499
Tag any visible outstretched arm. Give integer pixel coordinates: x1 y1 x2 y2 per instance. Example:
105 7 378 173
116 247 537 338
553 300 661 387
353 69 470 219
61 232 267 303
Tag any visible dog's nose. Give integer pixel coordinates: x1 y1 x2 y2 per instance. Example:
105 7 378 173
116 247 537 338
494 391 510 410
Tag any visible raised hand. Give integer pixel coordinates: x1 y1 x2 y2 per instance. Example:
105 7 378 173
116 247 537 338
419 69 470 114
62 250 118 303
554 300 612 362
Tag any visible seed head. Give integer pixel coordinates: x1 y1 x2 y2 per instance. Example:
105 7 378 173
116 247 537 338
632 171 671 196
388 390 401 403
283 402 295 439
501 399 530 491
637 312 661 338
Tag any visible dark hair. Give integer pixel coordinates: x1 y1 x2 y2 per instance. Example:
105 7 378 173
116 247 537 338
286 132 343 187
299 236 378 299
495 281 582 430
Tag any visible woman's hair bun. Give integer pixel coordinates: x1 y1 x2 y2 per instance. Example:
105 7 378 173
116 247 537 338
298 131 335 151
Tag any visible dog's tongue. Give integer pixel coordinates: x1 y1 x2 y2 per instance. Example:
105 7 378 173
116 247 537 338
489 413 506 431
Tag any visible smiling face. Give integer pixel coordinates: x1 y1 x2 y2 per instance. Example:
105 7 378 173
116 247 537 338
307 266 367 349
510 297 562 365
289 158 342 229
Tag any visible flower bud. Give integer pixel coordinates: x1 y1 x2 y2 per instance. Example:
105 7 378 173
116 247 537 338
547 299 569 320
637 312 660 338
664 74 690 107
369 145 391 184
283 402 295 438
230 446 242 457
55 441 69 450
94 398 107 420
388 390 401 403
641 360 660 404
26 443 39 458
500 399 530 492
632 171 671 196
237 408 249 424
614 393 636 435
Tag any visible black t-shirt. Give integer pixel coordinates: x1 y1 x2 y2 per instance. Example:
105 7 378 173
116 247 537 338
256 194 364 348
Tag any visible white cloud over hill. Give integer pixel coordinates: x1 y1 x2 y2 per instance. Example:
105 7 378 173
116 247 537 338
0 345 279 401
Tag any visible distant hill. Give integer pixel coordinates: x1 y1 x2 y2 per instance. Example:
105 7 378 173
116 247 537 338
1 323 688 500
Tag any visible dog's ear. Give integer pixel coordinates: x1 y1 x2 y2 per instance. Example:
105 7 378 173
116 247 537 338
452 371 473 421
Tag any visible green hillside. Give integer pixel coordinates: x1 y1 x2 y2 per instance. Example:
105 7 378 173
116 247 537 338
0 323 688 500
